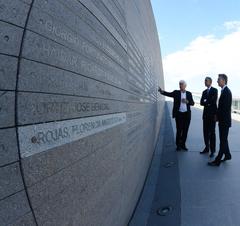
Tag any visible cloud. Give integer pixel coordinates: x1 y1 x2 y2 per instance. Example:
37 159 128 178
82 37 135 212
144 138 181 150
162 21 240 97
224 21 240 31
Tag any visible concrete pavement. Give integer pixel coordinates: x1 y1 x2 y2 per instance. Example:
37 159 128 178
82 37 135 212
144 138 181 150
129 102 240 226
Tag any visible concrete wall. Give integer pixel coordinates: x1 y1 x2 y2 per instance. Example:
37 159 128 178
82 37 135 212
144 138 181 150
0 0 164 225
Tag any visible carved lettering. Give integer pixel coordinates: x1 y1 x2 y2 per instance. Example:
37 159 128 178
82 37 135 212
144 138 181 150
31 102 110 115
42 19 125 77
28 33 123 86
33 126 70 144
19 113 127 158
41 43 78 66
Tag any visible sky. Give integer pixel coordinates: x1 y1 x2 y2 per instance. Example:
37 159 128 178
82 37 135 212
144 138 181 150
151 0 240 97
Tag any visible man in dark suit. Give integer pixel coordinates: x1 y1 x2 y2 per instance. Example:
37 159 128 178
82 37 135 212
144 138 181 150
200 77 218 158
158 80 195 151
208 74 232 166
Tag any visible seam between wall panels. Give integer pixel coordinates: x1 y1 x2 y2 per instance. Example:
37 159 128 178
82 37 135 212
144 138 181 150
15 1 39 225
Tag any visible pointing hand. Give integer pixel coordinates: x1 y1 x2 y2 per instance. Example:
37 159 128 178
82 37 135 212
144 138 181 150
158 87 163 94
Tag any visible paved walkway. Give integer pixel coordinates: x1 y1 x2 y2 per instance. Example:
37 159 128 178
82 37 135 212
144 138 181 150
129 102 240 226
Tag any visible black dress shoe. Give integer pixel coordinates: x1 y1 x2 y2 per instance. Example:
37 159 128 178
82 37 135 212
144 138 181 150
208 160 221 166
209 152 214 158
200 149 209 154
176 146 181 151
181 146 188 151
221 156 232 162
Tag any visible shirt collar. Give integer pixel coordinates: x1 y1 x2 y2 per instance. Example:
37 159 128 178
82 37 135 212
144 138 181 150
222 85 227 91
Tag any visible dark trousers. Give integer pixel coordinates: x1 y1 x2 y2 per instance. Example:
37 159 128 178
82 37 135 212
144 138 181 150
215 124 231 162
175 112 191 147
203 117 216 153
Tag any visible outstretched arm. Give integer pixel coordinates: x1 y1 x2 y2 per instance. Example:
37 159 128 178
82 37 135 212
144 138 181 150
158 87 175 98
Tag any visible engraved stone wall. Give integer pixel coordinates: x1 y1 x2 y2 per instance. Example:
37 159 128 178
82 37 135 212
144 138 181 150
0 0 164 225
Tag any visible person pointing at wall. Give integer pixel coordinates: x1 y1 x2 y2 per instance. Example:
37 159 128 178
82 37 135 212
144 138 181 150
158 80 195 151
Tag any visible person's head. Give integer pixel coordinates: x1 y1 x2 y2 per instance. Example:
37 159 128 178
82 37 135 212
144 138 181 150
217 74 228 88
179 80 187 91
205 77 212 88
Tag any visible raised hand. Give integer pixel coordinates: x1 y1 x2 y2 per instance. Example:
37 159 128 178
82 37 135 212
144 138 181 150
158 87 163 93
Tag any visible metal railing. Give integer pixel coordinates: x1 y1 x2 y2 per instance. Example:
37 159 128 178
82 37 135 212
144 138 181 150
192 93 240 115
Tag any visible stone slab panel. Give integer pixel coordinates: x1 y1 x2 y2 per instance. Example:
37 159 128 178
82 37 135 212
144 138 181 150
0 91 15 128
29 135 123 226
91 0 127 40
0 128 18 166
18 59 134 102
80 0 127 51
8 212 36 226
27 6 127 77
113 0 125 16
32 0 128 68
0 191 30 226
0 21 23 56
0 163 24 200
22 30 125 88
0 0 30 27
0 54 18 90
20 0 32 5
17 92 126 125
97 0 127 36
101 0 127 34
19 112 126 158
82 171 124 226
58 0 126 55
21 125 124 187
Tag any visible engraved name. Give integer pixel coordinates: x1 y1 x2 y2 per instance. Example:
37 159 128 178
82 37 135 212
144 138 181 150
31 102 110 115
19 113 126 158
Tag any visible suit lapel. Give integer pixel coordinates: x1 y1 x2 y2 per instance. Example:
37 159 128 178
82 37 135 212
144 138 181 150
177 90 181 100
220 87 226 97
186 91 190 101
219 87 226 104
177 91 181 108
207 88 212 98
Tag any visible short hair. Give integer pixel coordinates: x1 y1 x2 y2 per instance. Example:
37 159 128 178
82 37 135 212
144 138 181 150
205 76 212 82
218 74 228 84
179 80 187 86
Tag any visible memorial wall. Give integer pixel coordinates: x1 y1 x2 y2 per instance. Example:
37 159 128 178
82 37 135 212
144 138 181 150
0 0 165 225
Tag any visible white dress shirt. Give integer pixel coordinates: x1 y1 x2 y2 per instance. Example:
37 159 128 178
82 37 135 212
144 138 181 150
207 86 212 93
204 86 211 102
179 91 187 112
221 85 227 93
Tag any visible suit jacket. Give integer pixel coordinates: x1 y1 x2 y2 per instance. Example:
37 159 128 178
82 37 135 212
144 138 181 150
162 90 195 118
217 86 232 127
200 87 218 120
